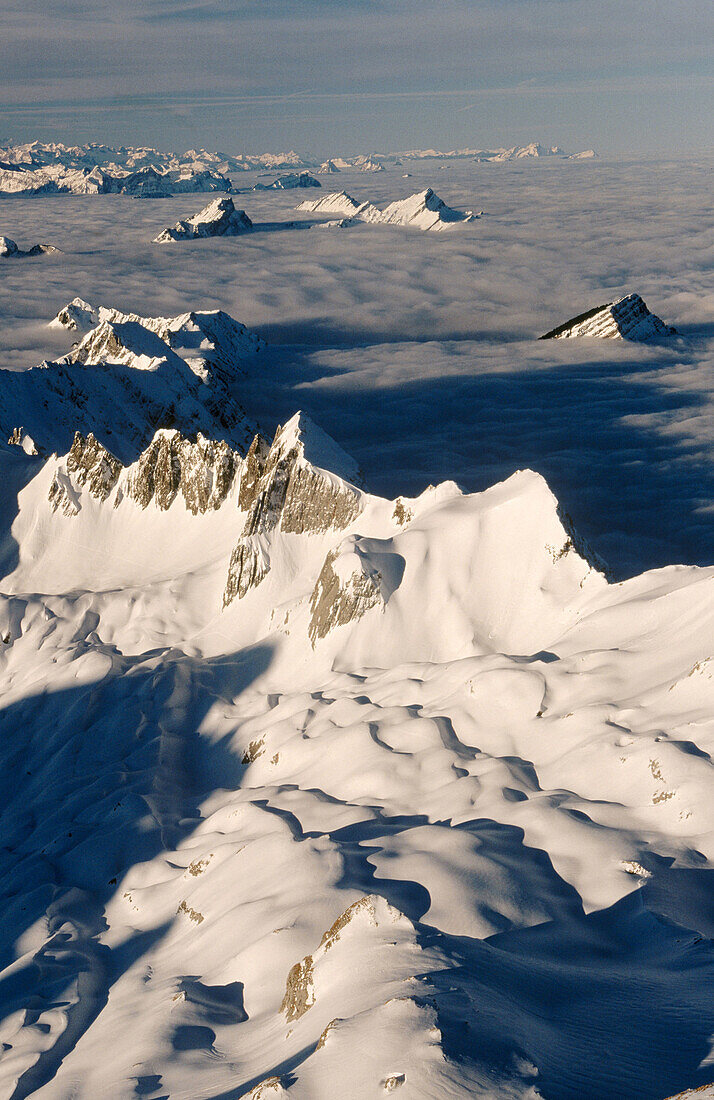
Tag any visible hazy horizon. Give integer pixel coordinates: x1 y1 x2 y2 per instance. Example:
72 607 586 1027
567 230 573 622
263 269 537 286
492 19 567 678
1 0 712 157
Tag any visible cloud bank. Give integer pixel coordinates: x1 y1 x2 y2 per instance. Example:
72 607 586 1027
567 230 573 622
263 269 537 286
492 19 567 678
0 155 712 577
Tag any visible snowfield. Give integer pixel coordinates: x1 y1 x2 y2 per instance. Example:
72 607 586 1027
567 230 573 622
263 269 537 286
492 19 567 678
0 152 712 1099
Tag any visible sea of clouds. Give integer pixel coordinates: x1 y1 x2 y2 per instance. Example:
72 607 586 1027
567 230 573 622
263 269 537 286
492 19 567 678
0 154 712 578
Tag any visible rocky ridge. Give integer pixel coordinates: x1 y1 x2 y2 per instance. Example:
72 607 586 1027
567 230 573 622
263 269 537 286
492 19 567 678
541 293 678 340
2 378 713 1099
154 197 253 242
296 188 478 230
253 172 321 190
1 301 263 460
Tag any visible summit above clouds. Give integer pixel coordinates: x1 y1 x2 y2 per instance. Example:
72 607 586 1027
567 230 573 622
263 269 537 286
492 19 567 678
0 137 711 1100
0 140 597 197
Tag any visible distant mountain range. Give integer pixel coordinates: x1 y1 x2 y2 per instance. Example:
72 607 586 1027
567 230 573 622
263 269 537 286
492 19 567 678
0 140 597 196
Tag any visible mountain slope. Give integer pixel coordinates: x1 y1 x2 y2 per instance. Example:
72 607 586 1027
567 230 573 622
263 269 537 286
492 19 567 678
0 390 712 1097
296 188 478 231
541 293 679 340
154 197 253 242
0 302 263 460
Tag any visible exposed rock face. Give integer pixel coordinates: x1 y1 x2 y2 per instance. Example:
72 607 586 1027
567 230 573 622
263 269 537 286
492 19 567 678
223 538 270 606
48 470 81 516
153 197 253 242
7 427 38 455
541 293 678 340
280 897 384 1021
237 433 271 512
309 544 383 645
393 498 413 526
248 1077 290 1099
222 417 362 607
279 462 361 534
67 320 147 368
127 431 239 513
240 420 361 539
50 297 96 332
66 432 122 501
46 429 242 516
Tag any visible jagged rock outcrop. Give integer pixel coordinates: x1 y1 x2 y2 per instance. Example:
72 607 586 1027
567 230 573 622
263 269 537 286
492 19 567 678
126 431 239 513
308 543 383 645
167 168 232 193
7 427 38 455
239 416 362 538
113 165 173 198
354 156 385 172
541 293 678 340
281 896 401 1021
50 297 96 332
66 432 122 502
50 300 264 382
223 538 270 606
0 236 60 257
153 197 252 243
237 433 271 512
296 191 382 223
47 430 242 516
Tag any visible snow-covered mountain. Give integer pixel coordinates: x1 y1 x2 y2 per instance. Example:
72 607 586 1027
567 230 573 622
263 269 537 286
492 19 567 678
253 172 321 191
0 356 712 1096
378 188 479 230
1 300 263 460
392 143 597 162
297 188 479 231
0 140 598 198
154 197 253 243
0 236 60 258
0 162 232 198
541 293 679 340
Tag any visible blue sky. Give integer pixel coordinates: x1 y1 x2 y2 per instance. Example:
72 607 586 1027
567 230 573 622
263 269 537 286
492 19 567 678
0 0 712 154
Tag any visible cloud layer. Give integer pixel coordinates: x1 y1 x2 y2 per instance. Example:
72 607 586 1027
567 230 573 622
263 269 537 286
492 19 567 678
0 155 712 577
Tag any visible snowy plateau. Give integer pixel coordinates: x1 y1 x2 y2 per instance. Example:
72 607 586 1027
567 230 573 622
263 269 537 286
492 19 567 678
0 148 713 1100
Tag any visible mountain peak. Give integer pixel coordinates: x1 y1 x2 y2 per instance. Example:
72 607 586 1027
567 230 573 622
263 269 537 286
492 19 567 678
154 197 253 243
541 293 678 340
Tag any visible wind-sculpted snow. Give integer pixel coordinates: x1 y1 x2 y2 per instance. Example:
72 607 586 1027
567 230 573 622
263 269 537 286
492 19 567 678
0 156 712 1098
1 404 713 1096
541 292 679 341
153 197 253 242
